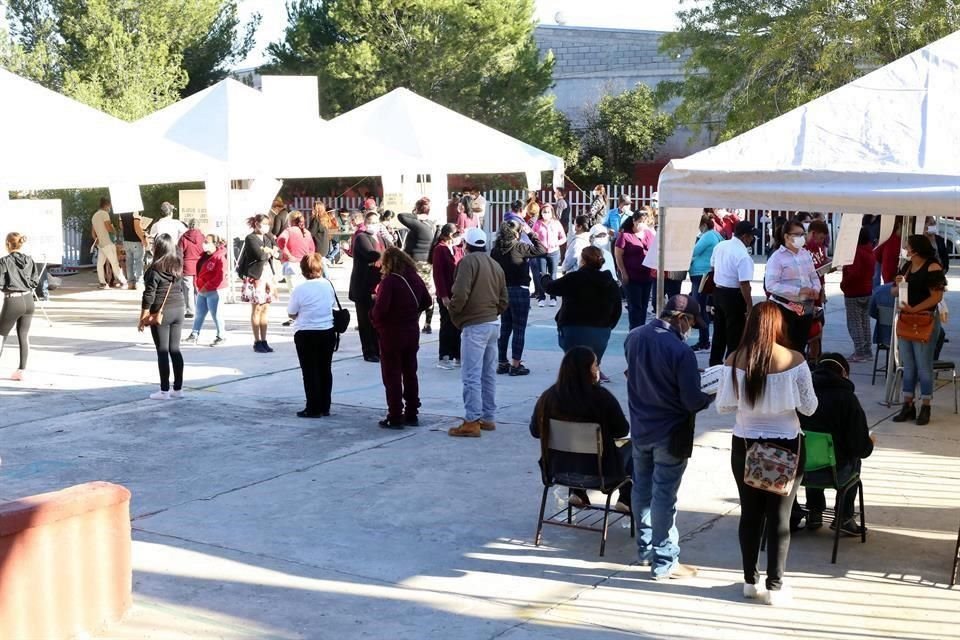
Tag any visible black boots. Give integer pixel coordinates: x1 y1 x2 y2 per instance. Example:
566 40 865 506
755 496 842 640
892 403 916 422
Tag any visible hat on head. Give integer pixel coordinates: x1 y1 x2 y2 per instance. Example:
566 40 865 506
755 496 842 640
160 202 176 215
664 294 706 328
734 220 759 237
363 197 378 212
464 227 487 248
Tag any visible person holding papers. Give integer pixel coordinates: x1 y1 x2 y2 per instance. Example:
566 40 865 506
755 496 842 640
765 219 822 357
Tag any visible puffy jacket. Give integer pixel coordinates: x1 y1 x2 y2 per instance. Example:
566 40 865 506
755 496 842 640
195 246 228 293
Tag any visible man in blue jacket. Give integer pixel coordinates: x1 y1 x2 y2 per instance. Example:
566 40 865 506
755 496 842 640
625 294 713 580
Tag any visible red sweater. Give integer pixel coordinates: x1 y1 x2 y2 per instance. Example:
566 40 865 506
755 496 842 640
371 267 430 334
431 242 463 299
179 228 206 276
195 247 228 292
277 226 316 263
875 236 900 284
841 244 875 298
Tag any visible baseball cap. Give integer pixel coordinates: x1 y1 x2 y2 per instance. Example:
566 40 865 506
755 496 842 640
464 227 487 248
160 202 176 215
664 294 706 328
734 220 760 237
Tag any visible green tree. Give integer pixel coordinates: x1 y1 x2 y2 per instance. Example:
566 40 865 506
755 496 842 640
1 0 259 120
181 2 261 97
574 85 675 185
264 0 577 164
659 0 960 143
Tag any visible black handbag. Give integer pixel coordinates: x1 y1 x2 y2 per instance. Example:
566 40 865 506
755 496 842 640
332 290 351 334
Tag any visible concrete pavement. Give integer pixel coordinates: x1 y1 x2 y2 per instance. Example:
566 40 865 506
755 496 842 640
0 264 958 639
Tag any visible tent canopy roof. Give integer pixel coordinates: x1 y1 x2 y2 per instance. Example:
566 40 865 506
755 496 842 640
136 79 421 179
0 69 217 191
329 87 564 177
658 31 960 216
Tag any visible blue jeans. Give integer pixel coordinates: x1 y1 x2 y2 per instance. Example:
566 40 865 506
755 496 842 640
558 325 612 364
900 316 940 400
631 436 688 576
192 290 225 338
532 251 560 300
689 275 711 347
461 321 499 422
624 281 653 329
123 241 145 285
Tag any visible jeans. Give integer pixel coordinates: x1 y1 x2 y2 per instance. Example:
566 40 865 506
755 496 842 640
689 275 711 347
710 286 747 366
499 286 531 362
294 329 336 414
182 275 196 316
438 301 461 360
123 241 145 285
532 251 560 300
805 460 860 520
192 290 225 338
461 321 499 422
624 280 653 330
844 296 872 357
379 329 420 420
631 436 688 577
900 316 940 400
731 435 805 591
557 325 612 364
150 306 185 392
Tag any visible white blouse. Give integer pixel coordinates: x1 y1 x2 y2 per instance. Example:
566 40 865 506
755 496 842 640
715 364 818 440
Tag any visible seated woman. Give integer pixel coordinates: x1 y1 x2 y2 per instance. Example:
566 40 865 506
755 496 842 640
529 346 631 511
799 353 875 535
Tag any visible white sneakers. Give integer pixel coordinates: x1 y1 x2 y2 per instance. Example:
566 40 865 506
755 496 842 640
149 389 184 400
744 583 791 606
537 300 545 307
549 299 557 307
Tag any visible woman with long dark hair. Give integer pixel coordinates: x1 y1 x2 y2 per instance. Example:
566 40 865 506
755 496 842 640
764 218 821 356
492 219 546 375
589 185 607 226
138 233 187 399
456 194 478 233
529 346 632 511
371 247 431 428
716 302 817 605
892 234 946 425
238 214 279 353
430 223 464 369
0 232 41 381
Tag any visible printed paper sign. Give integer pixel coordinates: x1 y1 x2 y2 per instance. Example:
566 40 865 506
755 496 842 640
109 183 144 214
0 199 64 264
832 213 864 267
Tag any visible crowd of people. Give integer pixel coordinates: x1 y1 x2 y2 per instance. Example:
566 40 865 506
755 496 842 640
0 187 952 606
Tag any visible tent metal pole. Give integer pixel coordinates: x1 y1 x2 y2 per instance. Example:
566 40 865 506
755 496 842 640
656 206 665 316
883 216 913 405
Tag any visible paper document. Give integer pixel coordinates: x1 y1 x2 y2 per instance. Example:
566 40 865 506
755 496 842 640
700 365 724 395
815 261 833 276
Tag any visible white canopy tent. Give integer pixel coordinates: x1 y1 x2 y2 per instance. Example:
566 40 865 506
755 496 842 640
0 68 219 191
657 31 960 216
135 78 424 180
329 87 566 195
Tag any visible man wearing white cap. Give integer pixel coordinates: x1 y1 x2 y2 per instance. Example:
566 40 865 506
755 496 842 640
447 228 508 437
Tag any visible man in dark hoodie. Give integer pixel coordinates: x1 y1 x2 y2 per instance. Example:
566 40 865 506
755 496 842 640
178 219 205 319
799 353 875 535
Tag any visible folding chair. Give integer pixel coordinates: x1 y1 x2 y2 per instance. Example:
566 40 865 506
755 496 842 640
933 360 959 414
872 304 894 385
802 431 866 563
534 419 634 556
951 518 960 587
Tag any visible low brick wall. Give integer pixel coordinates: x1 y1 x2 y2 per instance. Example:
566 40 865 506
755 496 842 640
0 482 132 639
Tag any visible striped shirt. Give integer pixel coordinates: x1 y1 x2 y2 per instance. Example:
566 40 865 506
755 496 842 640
765 246 821 302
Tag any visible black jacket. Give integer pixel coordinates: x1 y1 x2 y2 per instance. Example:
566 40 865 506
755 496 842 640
271 209 291 237
491 235 546 287
0 252 41 293
543 267 622 329
798 369 874 468
530 384 629 480
398 213 437 262
308 216 330 256
141 268 185 313
239 233 276 281
348 231 383 301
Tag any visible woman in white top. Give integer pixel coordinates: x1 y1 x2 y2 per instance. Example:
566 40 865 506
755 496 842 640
287 253 337 419
716 301 818 606
764 218 822 357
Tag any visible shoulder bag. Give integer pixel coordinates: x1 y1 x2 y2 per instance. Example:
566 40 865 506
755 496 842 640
896 310 935 343
699 271 716 295
743 441 799 496
144 279 173 327
331 286 351 334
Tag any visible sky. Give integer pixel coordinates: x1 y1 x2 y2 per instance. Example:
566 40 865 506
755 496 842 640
235 0 686 69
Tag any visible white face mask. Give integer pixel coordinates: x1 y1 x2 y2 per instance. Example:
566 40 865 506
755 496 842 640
451 236 463 246
927 225 939 234
366 223 380 235
203 243 215 253
622 205 632 214
591 235 609 249
259 225 270 235
901 248 911 260
791 235 806 249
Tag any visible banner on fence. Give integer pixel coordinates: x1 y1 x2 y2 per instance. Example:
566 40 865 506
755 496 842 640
0 199 64 264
